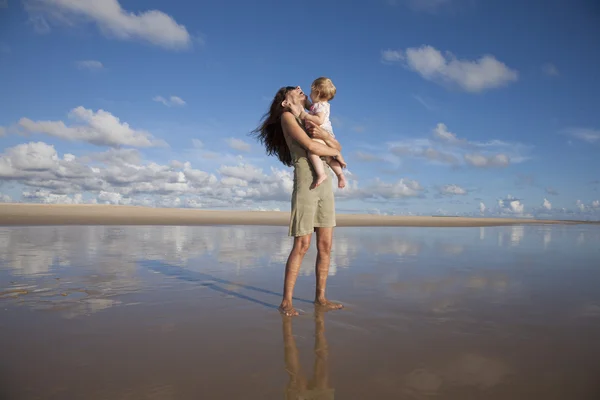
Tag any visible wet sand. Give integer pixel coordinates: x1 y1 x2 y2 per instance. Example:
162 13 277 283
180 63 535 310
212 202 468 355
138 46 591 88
1 225 600 399
0 203 588 226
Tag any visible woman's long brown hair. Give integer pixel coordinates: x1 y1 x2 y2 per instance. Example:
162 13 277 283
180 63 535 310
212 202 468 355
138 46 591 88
251 86 296 167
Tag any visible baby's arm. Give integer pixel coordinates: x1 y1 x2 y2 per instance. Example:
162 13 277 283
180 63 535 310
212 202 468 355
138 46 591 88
300 109 326 127
304 97 312 111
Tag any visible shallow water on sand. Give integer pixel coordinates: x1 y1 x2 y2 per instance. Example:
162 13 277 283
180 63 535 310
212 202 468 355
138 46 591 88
1 224 600 399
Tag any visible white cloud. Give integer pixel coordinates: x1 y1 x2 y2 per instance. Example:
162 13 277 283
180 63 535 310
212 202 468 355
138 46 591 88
381 49 404 63
355 151 382 162
383 45 518 92
0 193 12 203
25 0 192 50
366 178 423 199
0 142 59 176
18 106 166 148
543 198 552 210
226 138 251 152
97 190 131 205
507 200 524 214
464 153 510 168
433 123 466 146
498 195 525 215
537 200 600 221
565 128 600 144
390 141 459 166
191 139 203 149
153 95 186 107
186 198 203 208
0 126 6 137
76 60 104 70
23 189 85 204
219 164 265 182
422 148 459 164
0 141 303 208
439 184 467 196
479 202 486 214
387 122 523 168
542 63 559 77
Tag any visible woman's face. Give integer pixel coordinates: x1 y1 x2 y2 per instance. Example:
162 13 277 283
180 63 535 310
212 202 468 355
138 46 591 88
284 86 306 106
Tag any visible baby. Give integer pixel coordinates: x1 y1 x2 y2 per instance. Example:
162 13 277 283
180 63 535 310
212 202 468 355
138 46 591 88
301 77 347 189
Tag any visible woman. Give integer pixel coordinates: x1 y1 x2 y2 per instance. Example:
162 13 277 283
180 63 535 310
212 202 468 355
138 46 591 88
253 86 344 317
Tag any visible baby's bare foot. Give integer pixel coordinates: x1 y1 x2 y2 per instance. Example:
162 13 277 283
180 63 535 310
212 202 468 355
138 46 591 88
310 174 328 190
315 298 343 311
337 174 346 189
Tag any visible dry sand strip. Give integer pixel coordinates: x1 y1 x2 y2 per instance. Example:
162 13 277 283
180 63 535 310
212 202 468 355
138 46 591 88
0 203 592 227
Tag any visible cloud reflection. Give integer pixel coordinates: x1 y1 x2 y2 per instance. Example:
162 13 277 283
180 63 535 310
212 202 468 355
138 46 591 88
403 353 511 397
1 224 596 319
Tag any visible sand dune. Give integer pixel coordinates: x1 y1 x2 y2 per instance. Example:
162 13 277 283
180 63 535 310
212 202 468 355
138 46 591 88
0 203 588 227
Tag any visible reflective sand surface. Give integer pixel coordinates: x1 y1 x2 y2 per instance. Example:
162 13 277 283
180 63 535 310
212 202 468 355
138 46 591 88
1 225 600 399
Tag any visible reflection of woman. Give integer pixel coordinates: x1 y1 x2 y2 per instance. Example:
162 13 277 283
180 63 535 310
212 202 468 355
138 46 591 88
282 308 334 399
253 86 344 316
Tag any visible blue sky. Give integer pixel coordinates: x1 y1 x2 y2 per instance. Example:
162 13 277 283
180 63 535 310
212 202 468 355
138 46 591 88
0 0 599 219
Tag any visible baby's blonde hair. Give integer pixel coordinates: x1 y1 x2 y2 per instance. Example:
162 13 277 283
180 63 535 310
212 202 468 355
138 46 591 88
311 77 336 101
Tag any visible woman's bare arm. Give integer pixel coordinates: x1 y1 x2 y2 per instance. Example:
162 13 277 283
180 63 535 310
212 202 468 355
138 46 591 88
320 133 341 152
281 113 340 157
305 121 342 152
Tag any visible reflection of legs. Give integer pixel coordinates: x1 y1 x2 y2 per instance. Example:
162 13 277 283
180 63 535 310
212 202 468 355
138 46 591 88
282 316 307 396
308 139 328 189
279 234 312 317
282 308 334 400
309 308 330 390
314 228 343 310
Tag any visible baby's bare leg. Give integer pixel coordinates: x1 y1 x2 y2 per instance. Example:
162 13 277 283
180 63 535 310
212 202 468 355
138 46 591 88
308 138 328 189
326 158 347 189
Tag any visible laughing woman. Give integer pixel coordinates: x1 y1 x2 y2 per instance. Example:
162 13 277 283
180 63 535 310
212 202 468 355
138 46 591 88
252 86 344 317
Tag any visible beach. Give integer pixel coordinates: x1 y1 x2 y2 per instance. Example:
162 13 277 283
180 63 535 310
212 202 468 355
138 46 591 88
1 224 600 399
0 203 586 226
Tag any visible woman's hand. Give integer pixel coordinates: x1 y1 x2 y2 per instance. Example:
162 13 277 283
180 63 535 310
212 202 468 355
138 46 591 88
287 102 304 118
336 153 347 169
305 120 327 140
305 120 342 152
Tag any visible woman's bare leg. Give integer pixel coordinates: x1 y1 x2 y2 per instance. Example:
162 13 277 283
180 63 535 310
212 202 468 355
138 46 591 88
279 234 312 316
314 227 343 310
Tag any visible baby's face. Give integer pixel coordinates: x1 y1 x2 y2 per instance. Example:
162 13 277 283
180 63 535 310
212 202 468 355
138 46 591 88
310 89 319 103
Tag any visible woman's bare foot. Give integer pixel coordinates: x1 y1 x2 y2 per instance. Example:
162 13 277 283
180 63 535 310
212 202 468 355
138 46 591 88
315 298 343 311
310 174 328 190
336 173 346 189
279 300 299 317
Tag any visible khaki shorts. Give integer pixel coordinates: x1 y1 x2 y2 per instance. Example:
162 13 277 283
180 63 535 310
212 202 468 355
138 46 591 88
288 157 336 237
